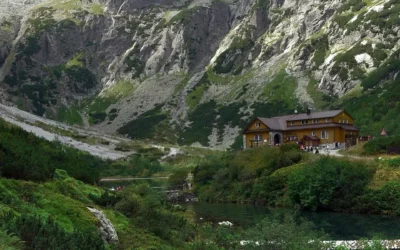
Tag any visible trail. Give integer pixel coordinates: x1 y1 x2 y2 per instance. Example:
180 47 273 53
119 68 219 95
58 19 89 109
319 148 373 160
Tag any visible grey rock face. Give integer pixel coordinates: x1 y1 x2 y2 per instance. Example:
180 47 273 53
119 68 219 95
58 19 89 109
0 0 398 147
87 207 119 244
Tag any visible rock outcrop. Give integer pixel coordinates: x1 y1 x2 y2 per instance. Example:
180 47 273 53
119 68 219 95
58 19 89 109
87 207 119 244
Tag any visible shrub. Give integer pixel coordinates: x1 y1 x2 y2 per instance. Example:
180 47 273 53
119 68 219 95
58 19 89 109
288 157 374 211
363 136 400 155
0 213 104 250
169 169 189 187
90 190 120 207
251 174 286 206
355 181 400 215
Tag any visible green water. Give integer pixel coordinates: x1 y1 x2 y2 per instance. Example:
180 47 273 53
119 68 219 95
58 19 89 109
183 202 400 241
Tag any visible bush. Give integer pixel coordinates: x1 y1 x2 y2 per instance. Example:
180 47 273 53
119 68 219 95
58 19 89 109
114 184 192 243
251 174 286 206
0 213 104 250
364 136 400 155
169 169 189 187
288 157 374 211
90 190 120 207
355 181 400 215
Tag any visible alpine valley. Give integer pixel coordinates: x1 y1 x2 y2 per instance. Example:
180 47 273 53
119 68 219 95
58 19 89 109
1 0 400 149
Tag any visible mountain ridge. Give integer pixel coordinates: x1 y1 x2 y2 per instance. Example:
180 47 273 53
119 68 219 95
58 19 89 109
0 0 399 148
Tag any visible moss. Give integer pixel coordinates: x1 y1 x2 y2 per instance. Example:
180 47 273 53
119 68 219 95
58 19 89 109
90 3 104 15
66 52 84 68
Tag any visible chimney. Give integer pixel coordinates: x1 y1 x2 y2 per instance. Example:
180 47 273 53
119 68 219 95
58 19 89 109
307 108 311 115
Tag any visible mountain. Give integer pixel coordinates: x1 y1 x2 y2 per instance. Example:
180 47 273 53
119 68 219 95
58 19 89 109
0 0 399 149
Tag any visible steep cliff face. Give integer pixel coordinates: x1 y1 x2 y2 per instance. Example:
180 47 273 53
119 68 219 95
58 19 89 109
0 0 399 148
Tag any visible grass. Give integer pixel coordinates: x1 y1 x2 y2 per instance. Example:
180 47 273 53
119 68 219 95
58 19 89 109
263 69 298 109
339 142 367 156
57 105 83 125
65 52 84 68
271 162 307 178
186 85 206 110
305 72 333 109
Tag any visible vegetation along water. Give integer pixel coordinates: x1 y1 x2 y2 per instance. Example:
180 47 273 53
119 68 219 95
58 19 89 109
3 117 400 249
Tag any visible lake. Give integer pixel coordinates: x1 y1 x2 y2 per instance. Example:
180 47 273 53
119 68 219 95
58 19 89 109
182 202 400 241
100 179 400 240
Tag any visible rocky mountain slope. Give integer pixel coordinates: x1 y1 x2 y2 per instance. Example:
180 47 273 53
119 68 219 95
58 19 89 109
0 0 399 149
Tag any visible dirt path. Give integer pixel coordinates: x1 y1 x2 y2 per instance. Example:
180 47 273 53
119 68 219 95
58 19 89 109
319 148 373 160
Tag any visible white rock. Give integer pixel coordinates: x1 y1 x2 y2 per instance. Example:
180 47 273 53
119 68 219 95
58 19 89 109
87 207 119 244
355 53 374 68
218 221 233 226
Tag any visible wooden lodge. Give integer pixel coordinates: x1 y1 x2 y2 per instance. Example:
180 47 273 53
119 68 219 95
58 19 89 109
243 109 359 149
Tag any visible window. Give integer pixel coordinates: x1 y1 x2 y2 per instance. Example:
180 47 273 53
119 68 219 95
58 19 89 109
290 121 294 125
346 120 349 124
339 120 342 123
254 135 263 141
288 136 298 141
311 132 315 136
325 118 329 123
321 131 329 139
315 119 319 124
301 120 308 125
255 122 261 128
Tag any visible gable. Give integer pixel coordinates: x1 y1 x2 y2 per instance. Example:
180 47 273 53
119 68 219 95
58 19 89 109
244 118 270 132
333 111 354 124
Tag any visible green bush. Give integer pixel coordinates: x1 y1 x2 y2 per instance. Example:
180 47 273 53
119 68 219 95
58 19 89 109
114 184 192 243
169 169 189 187
363 136 400 155
0 213 104 250
355 181 400 215
288 157 374 211
251 174 286 206
193 147 304 203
